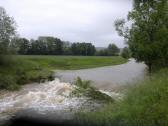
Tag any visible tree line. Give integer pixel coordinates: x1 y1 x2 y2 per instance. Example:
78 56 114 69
10 36 124 56
11 37 96 56
11 37 63 55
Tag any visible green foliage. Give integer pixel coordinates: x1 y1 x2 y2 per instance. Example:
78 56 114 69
14 38 30 55
107 43 120 56
11 37 98 57
0 55 15 66
96 43 120 56
75 68 168 126
11 37 97 56
115 0 168 72
72 77 114 102
121 47 131 59
0 7 16 64
0 74 19 90
11 36 64 55
0 56 54 90
62 41 72 55
71 42 96 56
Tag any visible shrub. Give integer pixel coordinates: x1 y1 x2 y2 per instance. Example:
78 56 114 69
72 77 114 102
0 74 19 90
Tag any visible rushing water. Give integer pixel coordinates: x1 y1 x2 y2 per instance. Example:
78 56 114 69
0 79 90 123
55 59 147 91
0 59 146 124
0 79 118 124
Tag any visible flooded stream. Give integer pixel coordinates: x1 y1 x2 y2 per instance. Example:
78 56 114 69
0 79 97 123
0 59 146 125
56 59 147 90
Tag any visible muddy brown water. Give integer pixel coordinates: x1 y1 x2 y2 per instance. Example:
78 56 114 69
55 59 147 91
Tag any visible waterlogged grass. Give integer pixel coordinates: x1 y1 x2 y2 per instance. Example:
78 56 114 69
71 77 114 102
75 68 168 126
0 55 127 90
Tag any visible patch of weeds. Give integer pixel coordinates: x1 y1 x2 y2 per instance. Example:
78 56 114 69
71 77 114 103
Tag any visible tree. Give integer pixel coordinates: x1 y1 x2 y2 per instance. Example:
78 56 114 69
25 36 63 55
115 0 168 72
17 38 30 55
62 41 72 55
107 43 120 56
38 36 63 55
28 39 39 55
54 38 63 55
71 42 95 56
0 7 16 64
121 47 131 59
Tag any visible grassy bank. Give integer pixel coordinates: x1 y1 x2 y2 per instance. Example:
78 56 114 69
0 55 127 90
75 68 168 126
15 55 127 70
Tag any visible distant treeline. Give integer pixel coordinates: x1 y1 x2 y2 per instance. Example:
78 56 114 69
11 36 126 56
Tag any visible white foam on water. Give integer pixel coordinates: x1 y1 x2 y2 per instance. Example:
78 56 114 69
0 78 120 120
0 78 87 118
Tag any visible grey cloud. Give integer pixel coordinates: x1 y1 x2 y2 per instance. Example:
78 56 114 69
1 0 132 47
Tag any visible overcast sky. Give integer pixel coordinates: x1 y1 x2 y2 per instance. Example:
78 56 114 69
1 0 132 47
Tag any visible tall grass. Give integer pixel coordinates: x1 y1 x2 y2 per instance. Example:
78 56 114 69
75 68 168 126
0 56 54 90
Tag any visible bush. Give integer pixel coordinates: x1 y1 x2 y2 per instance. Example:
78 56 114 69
0 55 15 66
0 74 19 90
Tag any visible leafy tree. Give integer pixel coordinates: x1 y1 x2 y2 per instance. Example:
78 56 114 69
71 43 78 55
115 0 168 72
38 37 63 55
27 39 37 54
17 38 30 55
71 42 95 56
14 36 64 55
121 47 131 59
107 43 120 56
0 7 16 64
62 41 72 55
54 38 63 55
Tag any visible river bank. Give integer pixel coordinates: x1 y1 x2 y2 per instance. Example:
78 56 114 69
0 55 127 90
